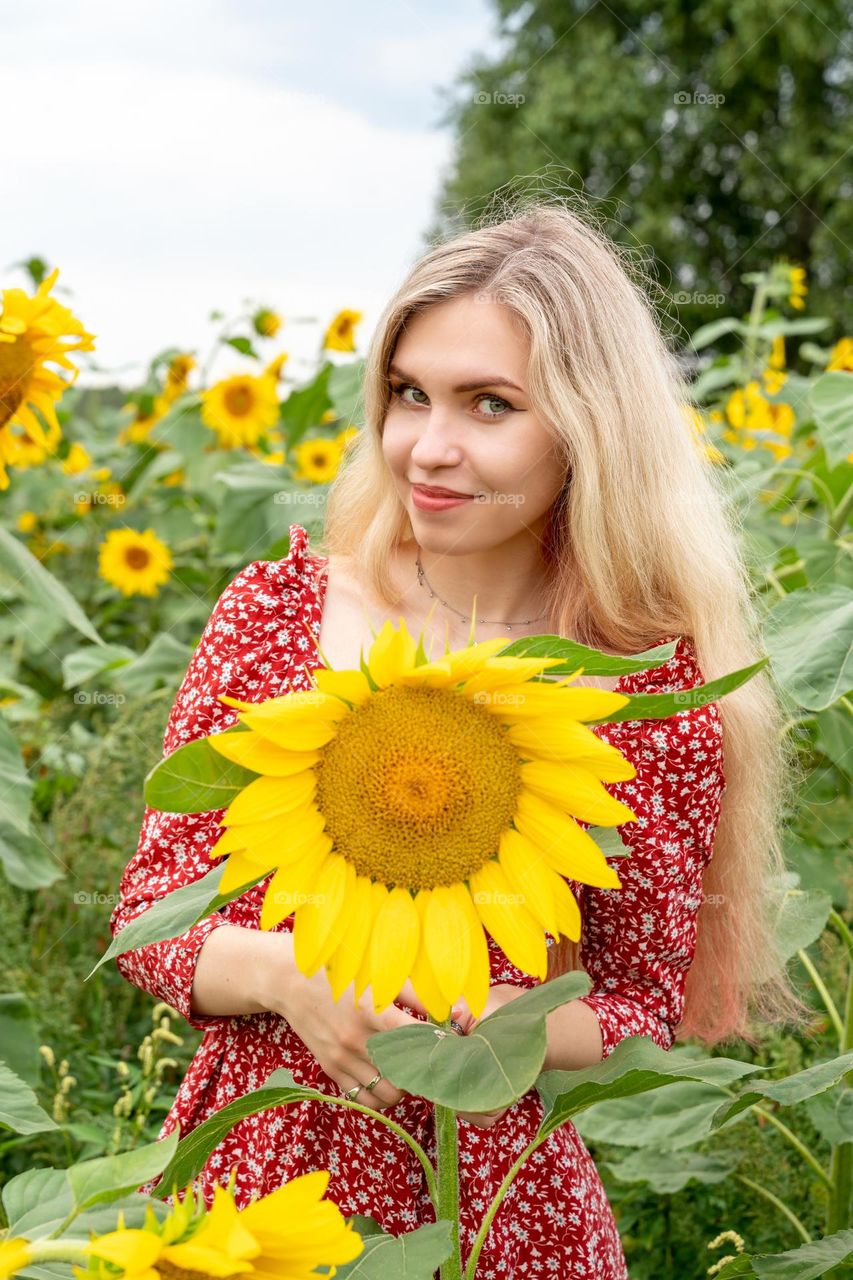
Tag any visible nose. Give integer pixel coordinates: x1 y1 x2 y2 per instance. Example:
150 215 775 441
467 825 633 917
407 403 465 469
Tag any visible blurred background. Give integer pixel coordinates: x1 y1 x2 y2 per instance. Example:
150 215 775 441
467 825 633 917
1 4 851 1278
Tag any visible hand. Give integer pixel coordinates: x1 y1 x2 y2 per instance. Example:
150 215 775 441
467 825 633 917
262 939 423 1111
399 983 529 1129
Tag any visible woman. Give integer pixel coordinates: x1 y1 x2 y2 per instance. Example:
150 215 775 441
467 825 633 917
111 201 806 1277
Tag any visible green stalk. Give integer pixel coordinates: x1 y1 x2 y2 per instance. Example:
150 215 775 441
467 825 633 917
743 281 769 380
734 1174 812 1244
749 1105 833 1187
796 948 845 1048
435 1095 463 1280
827 910 853 1237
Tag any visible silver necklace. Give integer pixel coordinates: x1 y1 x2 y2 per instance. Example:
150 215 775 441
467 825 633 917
415 551 549 632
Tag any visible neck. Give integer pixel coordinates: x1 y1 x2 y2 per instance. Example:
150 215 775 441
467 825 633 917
407 536 551 634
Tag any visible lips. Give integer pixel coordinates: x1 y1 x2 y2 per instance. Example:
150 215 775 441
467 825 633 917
412 483 473 498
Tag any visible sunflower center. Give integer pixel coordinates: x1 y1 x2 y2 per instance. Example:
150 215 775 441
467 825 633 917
158 1266 249 1280
314 685 521 891
223 384 254 416
125 546 151 570
0 338 33 428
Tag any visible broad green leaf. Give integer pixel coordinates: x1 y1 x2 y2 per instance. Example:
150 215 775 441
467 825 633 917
143 732 257 813
604 1147 739 1193
600 660 768 724
805 1083 853 1146
499 634 678 675
536 1036 766 1144
584 826 631 858
0 714 34 836
0 824 64 891
0 525 104 647
717 1228 853 1280
211 462 292 558
280 362 333 447
0 993 40 1086
0 1061 58 1134
711 1051 853 1128
336 1220 454 1278
62 643 136 690
368 972 591 1110
328 359 365 428
152 1069 323 1196
689 318 745 349
67 1126 180 1214
770 887 833 964
3 1167 168 1241
148 399 208 456
88 862 223 976
763 585 853 711
224 336 259 359
811 371 853 470
117 634 194 697
574 1080 747 1151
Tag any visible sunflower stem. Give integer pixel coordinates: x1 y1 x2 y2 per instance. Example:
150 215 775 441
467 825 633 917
435 1018 463 1280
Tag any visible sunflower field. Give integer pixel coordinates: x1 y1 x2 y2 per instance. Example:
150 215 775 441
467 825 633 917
0 255 851 1279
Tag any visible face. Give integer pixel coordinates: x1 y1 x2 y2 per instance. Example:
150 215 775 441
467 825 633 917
381 294 566 556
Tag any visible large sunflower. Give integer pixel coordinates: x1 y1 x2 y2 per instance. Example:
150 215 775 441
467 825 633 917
201 373 279 449
322 308 362 352
76 1172 362 1280
98 528 173 598
0 268 95 489
207 619 635 1021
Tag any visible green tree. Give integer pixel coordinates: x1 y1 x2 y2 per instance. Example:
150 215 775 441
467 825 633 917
428 0 852 339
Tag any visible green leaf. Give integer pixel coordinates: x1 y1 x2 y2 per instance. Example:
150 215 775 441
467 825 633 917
536 1036 766 1144
0 714 34 837
604 1147 739 1193
711 1051 853 1128
327 359 365 428
0 824 64 891
689 317 745 350
224 336 260 359
0 993 40 1086
574 1079 748 1151
280 362 333 447
601 660 768 724
584 826 631 857
152 1069 326 1196
763 585 853 711
67 1126 180 1214
143 733 257 813
3 1167 169 1241
770 886 833 964
719 1228 853 1279
0 1060 58 1134
368 972 591 1110
0 525 104 647
62 644 136 690
117 634 194 697
498 634 679 675
805 1083 853 1146
811 371 853 470
336 1220 454 1278
211 462 292 558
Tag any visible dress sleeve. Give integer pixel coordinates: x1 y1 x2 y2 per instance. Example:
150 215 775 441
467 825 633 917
571 635 727 1058
109 534 320 1032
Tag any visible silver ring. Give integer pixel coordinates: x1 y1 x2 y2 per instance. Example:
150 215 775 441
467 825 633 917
364 1072 382 1091
450 1019 464 1035
342 1083 361 1101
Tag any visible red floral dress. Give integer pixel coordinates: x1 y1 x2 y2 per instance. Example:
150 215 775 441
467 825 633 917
111 522 726 1279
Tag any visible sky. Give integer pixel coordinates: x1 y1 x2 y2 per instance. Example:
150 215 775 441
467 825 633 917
1 0 501 388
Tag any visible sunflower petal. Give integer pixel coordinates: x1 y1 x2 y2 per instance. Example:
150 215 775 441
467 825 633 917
325 875 376 1001
367 617 419 687
520 760 638 827
369 887 420 1011
260 846 329 930
311 668 372 706
409 890 452 1021
208 731 320 776
497 827 561 936
513 790 621 888
470 860 549 980
292 854 351 976
424 885 471 1005
222 772 316 825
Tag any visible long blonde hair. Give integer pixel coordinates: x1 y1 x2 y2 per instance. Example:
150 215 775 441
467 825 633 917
320 195 811 1049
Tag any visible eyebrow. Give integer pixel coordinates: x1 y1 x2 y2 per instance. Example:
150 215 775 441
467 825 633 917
388 363 525 394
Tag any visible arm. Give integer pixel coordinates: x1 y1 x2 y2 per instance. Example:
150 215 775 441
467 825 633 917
556 690 727 1064
109 564 290 1031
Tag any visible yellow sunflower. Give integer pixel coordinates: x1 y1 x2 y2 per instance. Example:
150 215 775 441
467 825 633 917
201 374 279 449
76 1172 361 1280
291 437 344 484
62 441 93 474
0 268 95 490
323 309 362 353
98 529 173 598
120 395 170 445
0 1238 32 1280
163 353 196 403
786 264 808 310
253 308 283 339
826 337 853 373
206 618 634 1021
